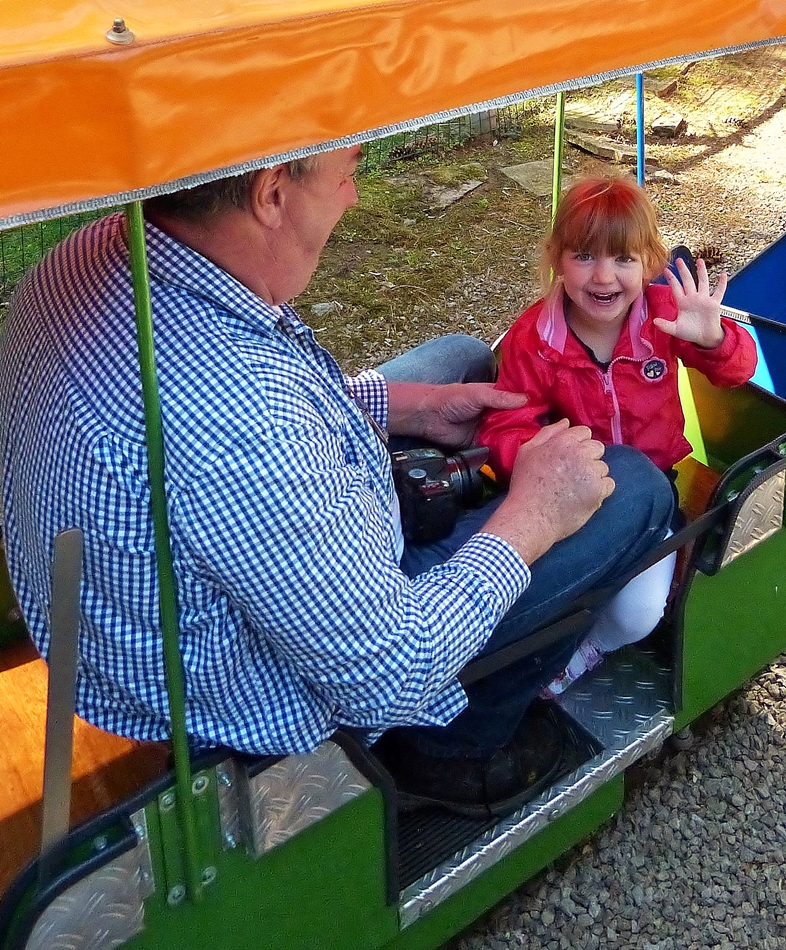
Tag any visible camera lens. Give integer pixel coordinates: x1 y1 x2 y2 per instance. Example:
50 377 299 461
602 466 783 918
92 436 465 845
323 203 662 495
444 447 489 506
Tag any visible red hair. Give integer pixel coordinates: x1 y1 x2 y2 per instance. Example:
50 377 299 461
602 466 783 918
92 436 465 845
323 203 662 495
541 175 669 291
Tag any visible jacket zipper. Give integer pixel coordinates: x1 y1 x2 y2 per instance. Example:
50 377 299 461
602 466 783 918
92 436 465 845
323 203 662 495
599 366 623 445
538 344 650 449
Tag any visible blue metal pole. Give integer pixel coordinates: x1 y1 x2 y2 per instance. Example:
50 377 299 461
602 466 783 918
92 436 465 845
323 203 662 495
636 73 645 186
552 92 566 221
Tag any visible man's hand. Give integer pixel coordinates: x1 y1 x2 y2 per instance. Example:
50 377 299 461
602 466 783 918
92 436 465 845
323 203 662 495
387 382 527 449
654 256 728 349
482 420 615 565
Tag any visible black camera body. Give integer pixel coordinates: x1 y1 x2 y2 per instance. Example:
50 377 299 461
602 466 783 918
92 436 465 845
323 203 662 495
390 445 491 545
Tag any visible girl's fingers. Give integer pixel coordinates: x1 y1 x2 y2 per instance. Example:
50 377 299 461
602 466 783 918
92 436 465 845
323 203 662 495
672 257 698 295
695 256 710 294
652 316 678 337
668 256 725 303
677 255 705 294
663 265 684 296
712 270 729 302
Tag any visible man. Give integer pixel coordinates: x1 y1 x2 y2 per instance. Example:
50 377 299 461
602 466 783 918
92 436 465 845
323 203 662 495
0 146 673 816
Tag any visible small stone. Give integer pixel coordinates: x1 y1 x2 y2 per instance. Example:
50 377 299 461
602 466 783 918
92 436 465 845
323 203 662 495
500 160 577 197
559 896 578 916
310 301 344 317
651 111 686 136
648 169 677 183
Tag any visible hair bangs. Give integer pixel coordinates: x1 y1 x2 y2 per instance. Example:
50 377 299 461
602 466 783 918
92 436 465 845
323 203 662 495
541 175 669 290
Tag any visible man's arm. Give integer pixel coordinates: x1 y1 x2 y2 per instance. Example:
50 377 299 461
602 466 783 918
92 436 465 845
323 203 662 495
177 412 611 735
383 380 614 565
386 381 528 448
176 423 520 733
482 419 615 565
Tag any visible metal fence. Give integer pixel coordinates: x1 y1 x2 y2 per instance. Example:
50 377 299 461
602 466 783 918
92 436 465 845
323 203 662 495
360 107 511 168
0 213 105 303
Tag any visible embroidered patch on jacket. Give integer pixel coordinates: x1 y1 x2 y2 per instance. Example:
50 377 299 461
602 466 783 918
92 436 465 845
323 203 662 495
641 358 668 381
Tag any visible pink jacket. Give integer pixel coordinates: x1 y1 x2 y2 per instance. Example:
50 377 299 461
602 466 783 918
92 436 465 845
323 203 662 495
478 283 758 480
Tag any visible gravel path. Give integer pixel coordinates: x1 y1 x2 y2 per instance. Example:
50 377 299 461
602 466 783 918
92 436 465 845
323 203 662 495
448 96 786 950
451 665 786 950
655 94 786 279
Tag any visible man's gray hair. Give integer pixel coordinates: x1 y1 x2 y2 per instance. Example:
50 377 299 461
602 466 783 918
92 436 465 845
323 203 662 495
144 155 320 220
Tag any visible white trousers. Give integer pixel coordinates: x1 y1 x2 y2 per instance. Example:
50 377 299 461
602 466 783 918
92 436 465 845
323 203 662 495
587 531 677 653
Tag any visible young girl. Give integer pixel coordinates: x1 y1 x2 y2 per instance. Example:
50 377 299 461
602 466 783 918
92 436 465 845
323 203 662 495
478 174 757 694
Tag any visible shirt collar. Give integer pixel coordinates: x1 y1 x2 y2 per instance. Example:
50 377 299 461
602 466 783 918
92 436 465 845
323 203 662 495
131 215 298 339
536 287 570 352
625 292 651 359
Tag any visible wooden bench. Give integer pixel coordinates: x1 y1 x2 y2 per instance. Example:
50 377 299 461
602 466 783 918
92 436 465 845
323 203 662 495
0 637 170 899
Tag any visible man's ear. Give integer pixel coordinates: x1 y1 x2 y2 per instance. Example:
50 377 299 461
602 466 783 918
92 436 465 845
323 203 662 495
250 165 290 228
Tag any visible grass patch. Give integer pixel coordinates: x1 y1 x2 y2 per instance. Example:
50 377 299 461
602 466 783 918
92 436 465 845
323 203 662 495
298 130 558 374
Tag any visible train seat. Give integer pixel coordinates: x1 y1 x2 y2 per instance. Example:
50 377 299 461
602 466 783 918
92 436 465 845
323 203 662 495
0 636 170 899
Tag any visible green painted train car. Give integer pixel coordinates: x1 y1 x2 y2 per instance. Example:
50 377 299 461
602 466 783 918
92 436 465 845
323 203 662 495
2 2 786 948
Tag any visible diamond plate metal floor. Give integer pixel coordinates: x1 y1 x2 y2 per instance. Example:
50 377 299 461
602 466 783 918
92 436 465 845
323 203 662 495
398 646 675 926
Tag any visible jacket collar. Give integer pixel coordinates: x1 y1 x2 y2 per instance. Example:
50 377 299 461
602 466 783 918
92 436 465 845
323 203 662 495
536 286 652 361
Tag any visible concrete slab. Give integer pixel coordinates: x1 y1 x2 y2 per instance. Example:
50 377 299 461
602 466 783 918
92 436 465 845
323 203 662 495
606 70 687 98
651 112 687 136
565 103 621 135
500 159 577 197
566 130 639 164
423 179 485 210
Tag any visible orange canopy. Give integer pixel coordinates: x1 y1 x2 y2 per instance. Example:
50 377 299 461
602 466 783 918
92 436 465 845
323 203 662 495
1 0 784 226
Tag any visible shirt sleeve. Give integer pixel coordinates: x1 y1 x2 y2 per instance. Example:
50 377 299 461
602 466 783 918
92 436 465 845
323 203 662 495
174 419 531 733
344 370 389 429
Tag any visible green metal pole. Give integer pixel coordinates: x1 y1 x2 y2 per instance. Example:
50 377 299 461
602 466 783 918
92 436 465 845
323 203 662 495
125 201 203 902
552 92 566 222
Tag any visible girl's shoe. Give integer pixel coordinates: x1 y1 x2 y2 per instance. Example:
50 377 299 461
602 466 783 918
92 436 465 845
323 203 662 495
540 638 605 699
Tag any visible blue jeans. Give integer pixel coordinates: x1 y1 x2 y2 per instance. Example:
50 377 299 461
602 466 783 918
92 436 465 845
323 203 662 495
379 336 674 757
377 333 498 385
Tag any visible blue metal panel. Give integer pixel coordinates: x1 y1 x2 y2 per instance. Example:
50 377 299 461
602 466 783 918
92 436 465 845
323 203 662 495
724 234 786 398
725 234 786 322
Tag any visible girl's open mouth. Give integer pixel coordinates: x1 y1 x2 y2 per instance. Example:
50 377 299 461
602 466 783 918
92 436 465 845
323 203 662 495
589 292 621 303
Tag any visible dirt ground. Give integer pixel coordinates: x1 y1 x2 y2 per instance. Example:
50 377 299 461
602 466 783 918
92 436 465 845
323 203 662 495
301 44 786 375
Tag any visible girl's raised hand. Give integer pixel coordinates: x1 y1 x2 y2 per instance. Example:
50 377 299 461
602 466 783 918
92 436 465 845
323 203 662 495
653 256 728 349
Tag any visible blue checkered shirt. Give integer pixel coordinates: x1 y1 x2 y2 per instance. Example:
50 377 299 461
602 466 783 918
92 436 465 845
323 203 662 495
0 213 530 754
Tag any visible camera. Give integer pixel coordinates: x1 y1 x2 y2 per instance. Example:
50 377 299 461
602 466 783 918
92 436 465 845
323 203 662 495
390 445 492 544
